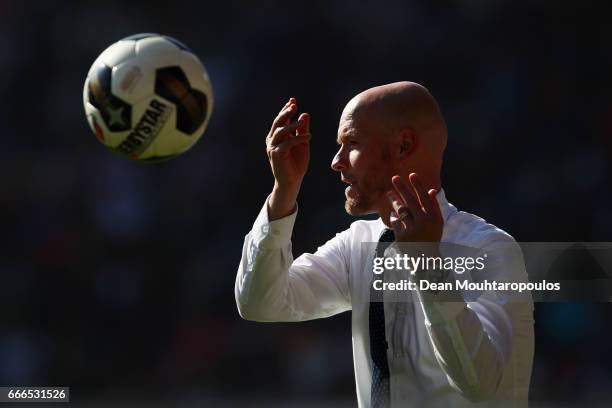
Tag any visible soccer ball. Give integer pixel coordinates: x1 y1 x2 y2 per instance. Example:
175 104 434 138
83 33 213 162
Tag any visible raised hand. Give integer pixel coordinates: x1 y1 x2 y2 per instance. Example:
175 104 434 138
266 98 311 220
266 98 311 191
386 173 443 243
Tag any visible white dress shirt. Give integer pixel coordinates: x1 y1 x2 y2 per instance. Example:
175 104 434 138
235 190 534 407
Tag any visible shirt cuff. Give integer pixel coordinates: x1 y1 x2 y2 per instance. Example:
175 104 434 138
250 196 298 249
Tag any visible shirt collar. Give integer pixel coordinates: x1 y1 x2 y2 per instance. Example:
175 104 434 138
436 188 454 222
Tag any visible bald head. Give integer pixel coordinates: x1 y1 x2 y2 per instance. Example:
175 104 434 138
340 81 448 175
332 82 448 215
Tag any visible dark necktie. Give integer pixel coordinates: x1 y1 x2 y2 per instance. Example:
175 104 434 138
369 228 395 408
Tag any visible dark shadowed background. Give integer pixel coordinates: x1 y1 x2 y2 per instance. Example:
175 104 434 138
1 0 612 406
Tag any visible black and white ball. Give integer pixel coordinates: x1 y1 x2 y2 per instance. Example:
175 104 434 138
83 33 213 161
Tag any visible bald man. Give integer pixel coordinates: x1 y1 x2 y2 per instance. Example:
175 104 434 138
235 82 534 408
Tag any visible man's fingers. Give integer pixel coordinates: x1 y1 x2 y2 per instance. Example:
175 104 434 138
386 190 413 224
271 102 297 131
280 98 296 120
408 173 433 213
296 112 310 136
269 133 311 155
389 212 405 234
408 173 441 216
283 97 295 110
269 120 303 146
391 175 420 217
427 188 442 217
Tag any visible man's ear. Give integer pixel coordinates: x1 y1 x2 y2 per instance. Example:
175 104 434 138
397 128 416 160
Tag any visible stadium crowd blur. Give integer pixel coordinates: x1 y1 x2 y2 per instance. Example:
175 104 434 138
1 0 612 406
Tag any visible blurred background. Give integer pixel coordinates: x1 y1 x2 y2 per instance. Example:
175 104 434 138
1 0 612 406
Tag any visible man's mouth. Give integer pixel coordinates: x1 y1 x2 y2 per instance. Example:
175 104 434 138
341 177 355 186
342 178 358 199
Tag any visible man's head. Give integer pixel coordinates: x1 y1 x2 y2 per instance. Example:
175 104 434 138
331 81 447 216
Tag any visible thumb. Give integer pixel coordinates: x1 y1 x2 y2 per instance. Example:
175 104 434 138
389 211 404 237
296 113 310 136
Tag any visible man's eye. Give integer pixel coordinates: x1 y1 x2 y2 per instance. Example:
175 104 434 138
339 141 357 150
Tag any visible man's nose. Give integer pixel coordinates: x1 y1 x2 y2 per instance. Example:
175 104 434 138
331 148 346 172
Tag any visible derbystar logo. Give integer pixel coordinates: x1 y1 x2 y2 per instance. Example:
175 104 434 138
116 99 172 158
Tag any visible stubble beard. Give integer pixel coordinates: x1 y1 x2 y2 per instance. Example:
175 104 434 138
344 181 387 216
344 146 393 216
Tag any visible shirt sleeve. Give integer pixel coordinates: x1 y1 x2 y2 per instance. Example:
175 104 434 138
414 237 532 402
235 197 352 322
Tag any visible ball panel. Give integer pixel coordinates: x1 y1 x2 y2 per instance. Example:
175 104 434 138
87 63 132 132
121 33 159 42
135 36 181 68
179 51 213 137
99 40 136 68
162 35 192 52
111 59 155 105
154 66 208 135
82 77 90 108
179 50 213 94
86 114 105 143
85 104 129 148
